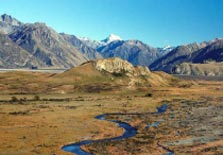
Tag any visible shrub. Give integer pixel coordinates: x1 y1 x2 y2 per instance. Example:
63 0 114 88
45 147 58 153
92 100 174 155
33 95 40 101
144 93 153 97
11 96 18 102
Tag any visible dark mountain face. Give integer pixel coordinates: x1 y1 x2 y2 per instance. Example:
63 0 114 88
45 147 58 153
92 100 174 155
191 39 223 63
157 46 175 55
150 39 223 75
0 33 40 68
98 40 161 66
149 43 205 72
60 33 102 60
9 23 88 68
79 34 167 67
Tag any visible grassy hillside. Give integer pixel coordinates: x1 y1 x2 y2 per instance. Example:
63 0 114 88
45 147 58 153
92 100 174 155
0 58 183 94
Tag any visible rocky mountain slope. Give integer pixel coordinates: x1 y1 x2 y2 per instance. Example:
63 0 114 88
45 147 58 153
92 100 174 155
60 33 102 60
0 14 169 69
0 33 40 68
97 40 161 66
0 14 22 34
0 13 222 75
9 23 88 68
157 45 175 55
150 38 223 76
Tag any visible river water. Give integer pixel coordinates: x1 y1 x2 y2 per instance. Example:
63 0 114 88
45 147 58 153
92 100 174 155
62 104 173 155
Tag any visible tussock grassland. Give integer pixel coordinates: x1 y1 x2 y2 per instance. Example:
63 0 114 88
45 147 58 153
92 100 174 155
0 67 222 154
0 79 222 154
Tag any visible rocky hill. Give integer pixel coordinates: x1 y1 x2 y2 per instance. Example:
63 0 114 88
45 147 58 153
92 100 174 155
79 34 165 66
191 39 223 63
55 57 177 90
150 43 203 72
0 57 180 94
0 14 102 69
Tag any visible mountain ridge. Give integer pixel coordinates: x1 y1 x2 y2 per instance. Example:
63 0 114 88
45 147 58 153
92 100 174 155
150 38 223 76
0 14 222 77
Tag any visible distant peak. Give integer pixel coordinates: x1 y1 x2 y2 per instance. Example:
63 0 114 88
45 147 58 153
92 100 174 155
108 34 122 40
163 45 172 50
164 45 171 48
0 14 13 22
1 14 11 18
102 33 122 44
108 33 122 41
0 14 22 26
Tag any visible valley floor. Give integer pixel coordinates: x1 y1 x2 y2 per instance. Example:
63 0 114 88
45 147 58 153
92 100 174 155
0 80 223 155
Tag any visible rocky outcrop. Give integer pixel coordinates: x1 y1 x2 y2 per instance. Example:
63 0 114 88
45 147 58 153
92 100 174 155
54 57 177 89
95 57 151 77
173 62 223 76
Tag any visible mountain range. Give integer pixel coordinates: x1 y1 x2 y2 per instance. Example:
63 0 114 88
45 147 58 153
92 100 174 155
0 14 171 69
0 14 222 76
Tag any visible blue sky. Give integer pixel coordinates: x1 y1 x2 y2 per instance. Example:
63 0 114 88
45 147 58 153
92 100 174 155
0 0 222 47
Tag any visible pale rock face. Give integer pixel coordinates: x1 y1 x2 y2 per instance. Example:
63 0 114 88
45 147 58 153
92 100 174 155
135 66 151 76
95 57 134 74
94 57 152 87
95 57 151 77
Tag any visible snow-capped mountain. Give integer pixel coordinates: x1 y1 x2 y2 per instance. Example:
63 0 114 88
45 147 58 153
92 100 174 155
101 34 122 45
157 45 175 55
78 34 123 49
77 36 103 49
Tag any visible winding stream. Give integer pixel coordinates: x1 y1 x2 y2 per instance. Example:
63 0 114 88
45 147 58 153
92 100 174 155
61 104 173 155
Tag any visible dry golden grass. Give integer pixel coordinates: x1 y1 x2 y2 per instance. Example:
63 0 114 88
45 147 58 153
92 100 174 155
0 80 222 154
0 91 162 155
0 68 222 154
